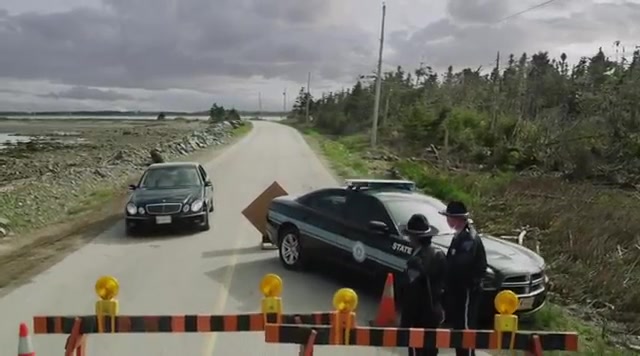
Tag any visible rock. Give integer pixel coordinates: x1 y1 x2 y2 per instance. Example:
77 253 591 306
0 217 9 238
0 217 9 229
94 169 110 178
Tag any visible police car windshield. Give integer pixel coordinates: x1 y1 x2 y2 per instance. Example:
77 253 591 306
385 200 455 235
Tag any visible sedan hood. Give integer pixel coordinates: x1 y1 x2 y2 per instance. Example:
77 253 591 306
130 187 202 205
432 234 544 274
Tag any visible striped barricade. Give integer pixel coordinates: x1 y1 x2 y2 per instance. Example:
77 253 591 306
261 288 580 355
264 324 579 352
32 312 336 335
18 275 582 355
23 273 330 356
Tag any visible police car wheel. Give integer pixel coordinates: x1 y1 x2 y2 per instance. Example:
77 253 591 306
278 227 305 270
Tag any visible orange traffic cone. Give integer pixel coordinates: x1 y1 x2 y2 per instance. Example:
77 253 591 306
18 323 35 356
370 273 397 327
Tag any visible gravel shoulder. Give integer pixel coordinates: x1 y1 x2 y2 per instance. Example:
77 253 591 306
0 118 252 293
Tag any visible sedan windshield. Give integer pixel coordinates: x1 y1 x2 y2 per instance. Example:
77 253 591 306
139 167 202 189
385 199 455 236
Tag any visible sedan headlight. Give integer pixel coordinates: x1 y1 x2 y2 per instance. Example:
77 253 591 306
126 203 137 215
191 199 204 212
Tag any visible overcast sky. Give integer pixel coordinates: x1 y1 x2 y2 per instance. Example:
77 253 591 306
0 0 638 112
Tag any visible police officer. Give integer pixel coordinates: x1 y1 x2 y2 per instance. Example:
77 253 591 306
401 214 447 356
440 201 487 356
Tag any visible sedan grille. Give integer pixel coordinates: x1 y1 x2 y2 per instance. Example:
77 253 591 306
145 203 182 215
500 272 545 295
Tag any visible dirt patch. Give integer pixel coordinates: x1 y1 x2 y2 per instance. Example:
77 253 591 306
0 196 126 296
0 119 252 295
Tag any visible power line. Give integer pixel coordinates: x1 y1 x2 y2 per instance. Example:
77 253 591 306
474 0 564 72
496 0 561 23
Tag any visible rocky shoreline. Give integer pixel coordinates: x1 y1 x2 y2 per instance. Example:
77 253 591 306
0 119 246 239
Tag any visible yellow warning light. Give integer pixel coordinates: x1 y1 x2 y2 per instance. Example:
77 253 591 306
494 290 519 315
260 273 283 298
95 275 119 301
494 290 519 351
332 288 358 313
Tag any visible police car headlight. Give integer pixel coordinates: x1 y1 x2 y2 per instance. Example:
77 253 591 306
542 267 549 285
481 267 497 290
191 199 204 212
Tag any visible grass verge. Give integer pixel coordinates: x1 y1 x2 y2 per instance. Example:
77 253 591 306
0 122 253 293
296 124 636 355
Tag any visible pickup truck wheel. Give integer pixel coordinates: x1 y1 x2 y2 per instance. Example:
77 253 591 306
278 227 305 270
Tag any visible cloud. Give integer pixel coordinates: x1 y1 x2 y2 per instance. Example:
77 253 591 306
446 0 512 24
0 0 638 111
388 0 640 72
39 86 135 101
0 0 375 92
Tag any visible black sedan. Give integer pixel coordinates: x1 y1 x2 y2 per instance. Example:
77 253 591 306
265 179 549 318
124 162 214 235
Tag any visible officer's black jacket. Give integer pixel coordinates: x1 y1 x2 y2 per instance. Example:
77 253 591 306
403 242 447 316
445 223 487 290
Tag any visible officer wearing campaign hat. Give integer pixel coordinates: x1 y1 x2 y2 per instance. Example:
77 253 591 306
401 214 446 356
440 201 487 356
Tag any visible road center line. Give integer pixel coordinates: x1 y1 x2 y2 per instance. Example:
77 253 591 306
202 238 242 356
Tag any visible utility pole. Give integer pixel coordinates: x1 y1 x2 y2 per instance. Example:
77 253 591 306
305 72 311 122
283 88 287 114
371 2 386 148
490 51 500 133
258 92 262 118
383 87 392 127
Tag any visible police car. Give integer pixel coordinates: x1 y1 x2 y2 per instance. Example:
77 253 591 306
265 179 549 317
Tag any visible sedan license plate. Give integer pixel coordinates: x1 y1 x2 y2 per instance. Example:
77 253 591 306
155 216 172 224
518 297 535 310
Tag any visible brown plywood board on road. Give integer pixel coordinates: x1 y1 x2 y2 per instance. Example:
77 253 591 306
242 181 288 236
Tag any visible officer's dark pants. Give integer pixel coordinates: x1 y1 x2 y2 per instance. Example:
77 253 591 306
401 309 440 356
446 287 479 356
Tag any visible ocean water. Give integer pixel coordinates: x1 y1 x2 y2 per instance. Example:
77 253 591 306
1 115 285 121
0 133 32 149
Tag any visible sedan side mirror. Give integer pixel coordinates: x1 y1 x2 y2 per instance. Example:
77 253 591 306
204 180 212 187
128 184 137 191
368 220 389 233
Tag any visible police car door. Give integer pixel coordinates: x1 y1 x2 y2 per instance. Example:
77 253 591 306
343 193 409 274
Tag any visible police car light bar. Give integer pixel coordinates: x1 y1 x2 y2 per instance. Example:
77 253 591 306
344 179 416 191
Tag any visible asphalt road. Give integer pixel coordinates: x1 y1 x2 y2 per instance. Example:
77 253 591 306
0 121 490 355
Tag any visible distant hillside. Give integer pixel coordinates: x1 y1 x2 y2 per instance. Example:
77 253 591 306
0 110 288 117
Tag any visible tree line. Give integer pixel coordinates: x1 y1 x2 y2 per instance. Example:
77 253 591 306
209 103 241 122
292 47 640 186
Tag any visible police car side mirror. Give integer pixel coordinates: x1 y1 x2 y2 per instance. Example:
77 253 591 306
368 220 389 233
